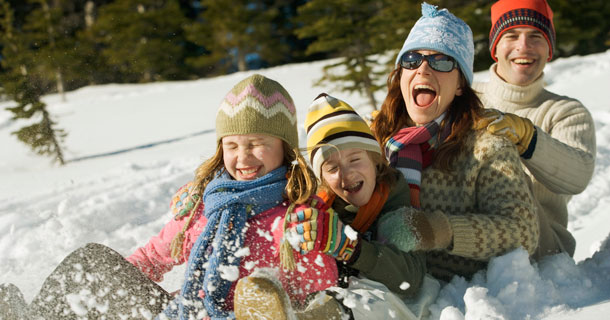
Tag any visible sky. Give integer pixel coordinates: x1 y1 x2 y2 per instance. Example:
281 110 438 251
1 50 610 319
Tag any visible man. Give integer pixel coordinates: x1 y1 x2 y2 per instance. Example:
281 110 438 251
473 0 596 259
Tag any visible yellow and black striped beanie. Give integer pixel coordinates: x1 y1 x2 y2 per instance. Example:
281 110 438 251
305 94 381 178
216 74 298 150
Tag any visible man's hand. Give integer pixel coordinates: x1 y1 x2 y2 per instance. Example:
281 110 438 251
476 109 536 156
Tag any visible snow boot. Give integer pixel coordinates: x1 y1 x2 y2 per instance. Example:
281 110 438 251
28 243 172 320
234 273 295 320
0 283 29 320
234 272 343 320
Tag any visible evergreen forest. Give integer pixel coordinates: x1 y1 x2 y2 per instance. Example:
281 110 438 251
1 0 609 163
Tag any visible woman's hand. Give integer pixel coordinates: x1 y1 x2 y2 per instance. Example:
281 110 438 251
286 208 359 261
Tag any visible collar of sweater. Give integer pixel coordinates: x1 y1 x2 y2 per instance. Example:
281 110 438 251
487 63 546 107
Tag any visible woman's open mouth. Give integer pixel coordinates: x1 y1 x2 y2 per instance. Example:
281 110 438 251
413 84 437 107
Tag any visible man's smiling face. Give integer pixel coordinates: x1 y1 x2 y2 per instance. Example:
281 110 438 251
495 27 550 86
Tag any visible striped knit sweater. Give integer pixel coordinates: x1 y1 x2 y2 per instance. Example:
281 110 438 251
418 129 539 281
473 64 596 258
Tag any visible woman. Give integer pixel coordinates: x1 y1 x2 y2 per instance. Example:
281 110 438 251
237 5 540 319
371 2 540 282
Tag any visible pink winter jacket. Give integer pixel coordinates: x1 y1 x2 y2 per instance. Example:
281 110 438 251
126 183 338 305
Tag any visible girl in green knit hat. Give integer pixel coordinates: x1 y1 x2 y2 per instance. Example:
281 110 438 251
0 74 340 320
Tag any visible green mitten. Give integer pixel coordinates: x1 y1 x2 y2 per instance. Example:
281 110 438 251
377 207 453 252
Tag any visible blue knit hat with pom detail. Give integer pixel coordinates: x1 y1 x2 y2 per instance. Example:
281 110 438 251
395 3 474 84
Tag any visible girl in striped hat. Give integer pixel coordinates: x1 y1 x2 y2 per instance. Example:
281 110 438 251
233 93 439 320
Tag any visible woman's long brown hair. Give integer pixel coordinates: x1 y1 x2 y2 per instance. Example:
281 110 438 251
371 65 485 170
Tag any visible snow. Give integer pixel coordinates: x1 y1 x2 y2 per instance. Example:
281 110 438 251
218 265 240 282
1 50 610 319
344 225 359 241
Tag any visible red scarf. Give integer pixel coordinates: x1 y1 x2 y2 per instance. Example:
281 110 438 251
318 183 389 233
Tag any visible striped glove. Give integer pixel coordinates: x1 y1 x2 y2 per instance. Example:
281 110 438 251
287 208 359 261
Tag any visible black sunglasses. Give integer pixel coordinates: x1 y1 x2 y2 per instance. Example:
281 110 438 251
399 51 458 72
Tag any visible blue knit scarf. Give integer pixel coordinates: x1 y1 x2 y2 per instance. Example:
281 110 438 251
161 166 287 320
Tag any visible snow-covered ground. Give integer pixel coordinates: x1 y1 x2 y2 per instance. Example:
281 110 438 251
1 50 610 319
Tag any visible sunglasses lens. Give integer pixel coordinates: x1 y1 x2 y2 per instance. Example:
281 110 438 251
429 55 455 72
400 52 423 69
400 52 456 72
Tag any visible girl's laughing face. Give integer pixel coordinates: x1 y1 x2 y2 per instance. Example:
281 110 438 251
222 134 284 181
321 148 377 207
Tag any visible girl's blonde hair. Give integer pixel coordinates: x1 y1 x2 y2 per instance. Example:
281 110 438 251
192 141 317 205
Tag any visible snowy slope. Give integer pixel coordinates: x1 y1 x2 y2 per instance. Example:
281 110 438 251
1 50 609 319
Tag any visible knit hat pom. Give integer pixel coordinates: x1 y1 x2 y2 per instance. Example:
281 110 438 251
421 2 439 18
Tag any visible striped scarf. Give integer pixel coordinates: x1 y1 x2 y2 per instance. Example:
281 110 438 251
162 167 287 320
384 114 447 208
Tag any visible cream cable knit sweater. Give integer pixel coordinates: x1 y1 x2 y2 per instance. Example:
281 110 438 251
473 64 596 257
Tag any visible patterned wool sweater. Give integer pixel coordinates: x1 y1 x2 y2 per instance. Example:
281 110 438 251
418 129 539 281
473 64 596 258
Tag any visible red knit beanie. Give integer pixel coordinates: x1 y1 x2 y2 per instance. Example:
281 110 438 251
489 0 555 61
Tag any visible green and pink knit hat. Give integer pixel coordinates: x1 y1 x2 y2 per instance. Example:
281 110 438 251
216 74 298 149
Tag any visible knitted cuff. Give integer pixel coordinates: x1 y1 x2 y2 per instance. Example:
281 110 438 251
337 237 359 262
446 215 479 256
345 237 363 266
521 128 537 159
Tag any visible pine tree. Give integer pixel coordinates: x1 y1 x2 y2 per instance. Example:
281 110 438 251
0 0 66 165
91 0 190 82
272 0 324 64
551 0 610 57
185 0 288 74
10 0 111 95
295 0 414 110
371 0 422 71
20 0 73 101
